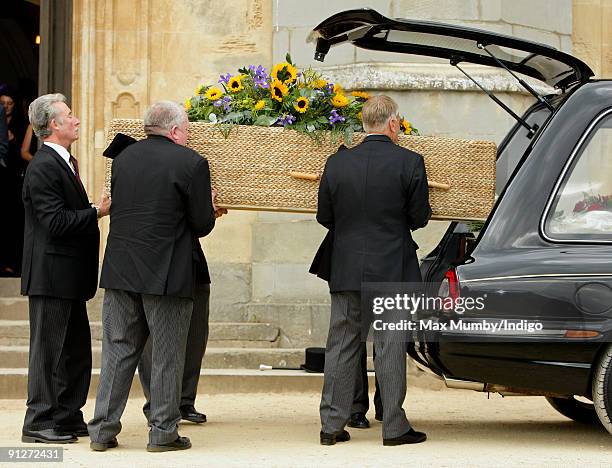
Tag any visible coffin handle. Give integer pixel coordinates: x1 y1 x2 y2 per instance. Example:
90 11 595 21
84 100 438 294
289 171 450 190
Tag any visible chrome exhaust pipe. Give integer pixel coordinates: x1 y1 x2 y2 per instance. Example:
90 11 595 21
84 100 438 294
443 376 486 392
443 376 566 397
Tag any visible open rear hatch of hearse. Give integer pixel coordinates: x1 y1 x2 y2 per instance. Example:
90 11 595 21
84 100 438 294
310 8 595 286
309 8 593 90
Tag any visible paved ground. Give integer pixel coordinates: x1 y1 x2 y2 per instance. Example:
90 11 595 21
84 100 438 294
0 388 611 467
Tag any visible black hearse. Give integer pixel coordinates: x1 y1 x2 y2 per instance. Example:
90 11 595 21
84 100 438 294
310 9 612 435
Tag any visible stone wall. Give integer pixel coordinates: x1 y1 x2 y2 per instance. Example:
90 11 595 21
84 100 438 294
71 1 602 347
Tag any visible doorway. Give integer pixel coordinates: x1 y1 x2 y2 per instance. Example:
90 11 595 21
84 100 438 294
0 0 72 276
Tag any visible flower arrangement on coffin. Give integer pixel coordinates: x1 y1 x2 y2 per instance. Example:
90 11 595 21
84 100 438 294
184 54 419 144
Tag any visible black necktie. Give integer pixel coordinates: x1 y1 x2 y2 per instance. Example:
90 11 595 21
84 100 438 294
69 155 86 193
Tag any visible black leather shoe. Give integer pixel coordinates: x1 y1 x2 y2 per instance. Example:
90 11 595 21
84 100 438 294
22 429 77 444
347 412 370 429
147 436 192 452
383 428 427 446
56 424 89 438
375 413 383 422
320 430 350 446
90 438 118 451
180 405 207 424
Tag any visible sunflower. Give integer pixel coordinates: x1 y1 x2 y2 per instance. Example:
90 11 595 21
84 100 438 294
195 85 206 95
330 93 349 108
270 80 288 102
254 100 266 111
271 62 298 84
228 75 245 93
313 79 328 89
351 90 370 100
401 119 412 134
293 97 309 113
205 87 223 101
184 98 192 110
333 83 343 94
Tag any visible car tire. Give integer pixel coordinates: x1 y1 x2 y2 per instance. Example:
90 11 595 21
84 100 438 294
593 345 612 435
545 396 600 424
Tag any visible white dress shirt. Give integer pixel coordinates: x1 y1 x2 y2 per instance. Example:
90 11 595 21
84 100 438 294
44 141 76 175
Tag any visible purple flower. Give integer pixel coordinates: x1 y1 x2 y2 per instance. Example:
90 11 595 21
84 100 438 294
213 99 223 107
277 114 296 127
218 73 232 84
329 109 345 125
250 65 269 89
254 75 270 89
222 95 231 112
325 83 334 94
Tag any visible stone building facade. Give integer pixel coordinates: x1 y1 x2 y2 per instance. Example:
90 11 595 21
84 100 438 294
69 0 611 346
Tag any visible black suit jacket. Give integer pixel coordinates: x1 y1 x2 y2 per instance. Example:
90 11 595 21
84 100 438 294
21 144 100 300
100 135 215 298
0 106 8 164
316 134 432 292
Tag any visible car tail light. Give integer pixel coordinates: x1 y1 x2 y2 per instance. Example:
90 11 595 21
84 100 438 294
439 268 460 311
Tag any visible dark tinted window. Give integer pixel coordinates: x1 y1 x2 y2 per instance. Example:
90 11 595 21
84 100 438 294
496 107 552 195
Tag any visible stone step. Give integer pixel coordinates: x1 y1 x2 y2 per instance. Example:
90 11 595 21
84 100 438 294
0 361 442 399
0 346 305 369
0 278 21 297
0 298 28 320
0 368 341 398
0 321 280 346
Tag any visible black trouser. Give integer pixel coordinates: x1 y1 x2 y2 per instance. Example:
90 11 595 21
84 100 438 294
23 296 92 431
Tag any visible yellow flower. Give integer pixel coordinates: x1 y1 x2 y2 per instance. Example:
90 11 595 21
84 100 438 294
205 87 223 101
270 80 289 102
330 93 349 108
293 97 309 113
357 111 362 121
184 98 192 110
195 85 206 95
254 100 266 111
351 90 370 100
313 79 328 89
333 83 343 94
271 62 298 84
228 75 245 93
401 119 412 134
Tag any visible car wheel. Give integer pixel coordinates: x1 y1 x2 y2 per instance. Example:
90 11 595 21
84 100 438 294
545 396 600 424
593 345 612 435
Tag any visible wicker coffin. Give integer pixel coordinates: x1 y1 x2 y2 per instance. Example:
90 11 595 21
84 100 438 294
105 119 496 221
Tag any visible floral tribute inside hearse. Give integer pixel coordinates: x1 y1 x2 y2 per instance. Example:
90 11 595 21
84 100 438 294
105 55 496 221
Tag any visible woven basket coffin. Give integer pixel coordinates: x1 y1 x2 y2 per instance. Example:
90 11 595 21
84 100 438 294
105 119 496 221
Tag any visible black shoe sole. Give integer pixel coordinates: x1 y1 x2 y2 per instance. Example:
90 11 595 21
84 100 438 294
181 417 206 424
147 441 192 452
320 433 350 445
90 440 118 451
347 422 370 429
383 435 427 446
22 435 77 444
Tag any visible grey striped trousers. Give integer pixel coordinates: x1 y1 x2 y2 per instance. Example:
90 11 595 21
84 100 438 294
88 289 192 445
23 296 92 431
139 283 210 413
320 291 411 439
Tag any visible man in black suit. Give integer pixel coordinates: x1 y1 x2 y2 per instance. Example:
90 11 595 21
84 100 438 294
88 101 216 452
317 95 431 446
21 93 110 444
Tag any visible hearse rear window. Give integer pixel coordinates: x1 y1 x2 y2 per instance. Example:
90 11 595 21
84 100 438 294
545 111 612 241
